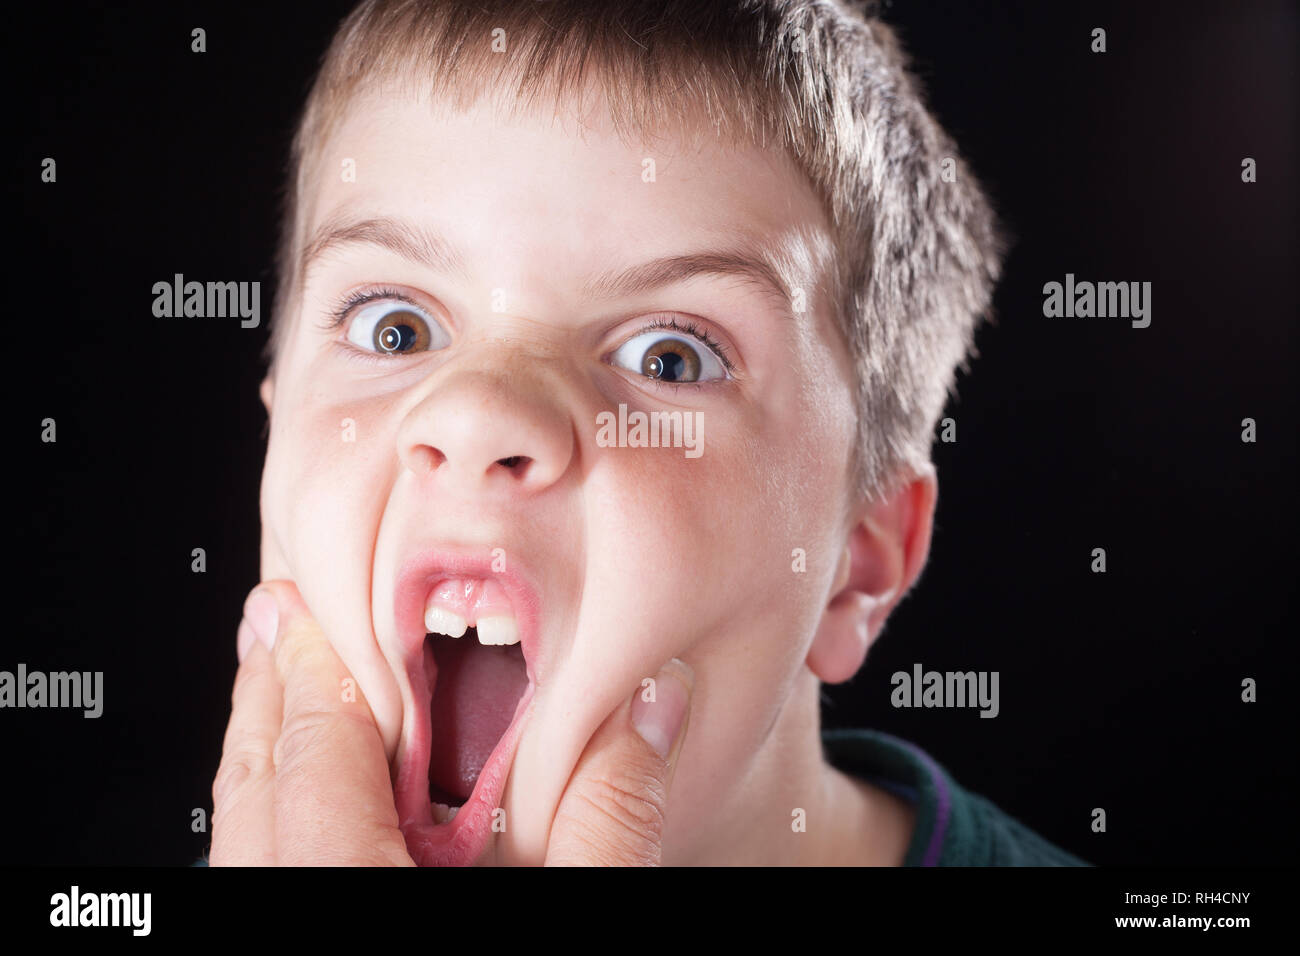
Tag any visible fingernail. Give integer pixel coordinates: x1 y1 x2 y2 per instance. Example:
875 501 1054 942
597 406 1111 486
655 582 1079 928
236 618 257 662
631 658 694 759
243 589 279 652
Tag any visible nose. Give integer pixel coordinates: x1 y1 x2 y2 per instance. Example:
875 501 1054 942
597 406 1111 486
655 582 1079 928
396 356 575 499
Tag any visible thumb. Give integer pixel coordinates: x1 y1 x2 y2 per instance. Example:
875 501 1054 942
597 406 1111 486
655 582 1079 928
545 658 694 866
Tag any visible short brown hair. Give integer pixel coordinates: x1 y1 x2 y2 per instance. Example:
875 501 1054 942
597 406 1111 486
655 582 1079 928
270 0 1004 502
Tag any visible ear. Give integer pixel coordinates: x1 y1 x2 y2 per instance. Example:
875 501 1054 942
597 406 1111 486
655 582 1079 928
806 464 938 684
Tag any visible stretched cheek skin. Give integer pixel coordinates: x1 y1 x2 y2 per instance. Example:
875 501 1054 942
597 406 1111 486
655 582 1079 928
267 400 408 758
258 442 294 583
495 434 797 864
499 398 842 867
669 446 832 860
496 493 696 862
608 369 849 862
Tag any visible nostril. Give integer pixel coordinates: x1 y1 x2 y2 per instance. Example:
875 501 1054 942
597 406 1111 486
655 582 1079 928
496 455 529 470
411 446 447 473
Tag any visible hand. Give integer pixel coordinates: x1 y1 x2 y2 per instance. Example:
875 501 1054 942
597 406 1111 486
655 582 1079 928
210 580 413 865
210 580 695 866
544 656 694 865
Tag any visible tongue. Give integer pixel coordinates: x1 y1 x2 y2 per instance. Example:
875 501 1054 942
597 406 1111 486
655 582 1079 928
428 635 528 802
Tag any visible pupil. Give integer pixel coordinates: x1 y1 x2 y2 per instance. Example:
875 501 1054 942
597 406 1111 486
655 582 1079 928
654 351 686 381
378 325 411 352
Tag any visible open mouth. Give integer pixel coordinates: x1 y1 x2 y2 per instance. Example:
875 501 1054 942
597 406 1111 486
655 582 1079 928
393 556 540 866
424 616 529 824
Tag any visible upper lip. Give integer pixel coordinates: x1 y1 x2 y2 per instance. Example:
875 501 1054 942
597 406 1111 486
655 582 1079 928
392 545 543 687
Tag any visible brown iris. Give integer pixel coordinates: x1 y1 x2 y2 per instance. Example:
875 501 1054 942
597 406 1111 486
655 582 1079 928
372 309 433 354
642 338 701 382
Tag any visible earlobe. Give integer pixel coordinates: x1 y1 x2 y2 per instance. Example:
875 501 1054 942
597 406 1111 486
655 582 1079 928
259 375 274 413
806 467 938 685
807 589 879 684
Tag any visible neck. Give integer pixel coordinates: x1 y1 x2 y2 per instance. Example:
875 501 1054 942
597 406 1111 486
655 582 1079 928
677 668 915 865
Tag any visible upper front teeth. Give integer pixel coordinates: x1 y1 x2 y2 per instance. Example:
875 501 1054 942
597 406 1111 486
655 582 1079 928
476 616 519 646
424 606 468 638
424 606 520 647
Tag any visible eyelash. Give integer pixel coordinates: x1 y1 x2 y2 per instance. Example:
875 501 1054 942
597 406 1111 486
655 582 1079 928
317 287 736 376
634 316 736 374
317 286 415 332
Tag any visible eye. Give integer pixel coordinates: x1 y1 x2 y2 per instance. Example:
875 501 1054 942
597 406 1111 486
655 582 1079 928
344 299 450 355
610 330 729 383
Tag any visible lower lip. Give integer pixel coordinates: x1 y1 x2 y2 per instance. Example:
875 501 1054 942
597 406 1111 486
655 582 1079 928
394 661 535 867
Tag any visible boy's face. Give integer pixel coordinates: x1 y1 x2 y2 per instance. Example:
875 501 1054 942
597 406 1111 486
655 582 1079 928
258 89 863 864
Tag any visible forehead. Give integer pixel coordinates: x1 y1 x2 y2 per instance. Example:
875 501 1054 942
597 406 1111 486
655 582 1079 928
299 90 833 312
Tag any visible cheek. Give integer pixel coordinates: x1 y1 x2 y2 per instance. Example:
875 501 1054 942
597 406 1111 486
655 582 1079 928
584 401 851 841
268 399 388 543
585 389 848 663
261 389 399 641
621 372 853 735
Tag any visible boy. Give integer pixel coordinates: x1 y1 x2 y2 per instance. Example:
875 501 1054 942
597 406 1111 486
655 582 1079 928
211 0 1085 866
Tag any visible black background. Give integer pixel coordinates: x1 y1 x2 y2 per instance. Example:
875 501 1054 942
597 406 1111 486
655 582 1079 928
7 0 1296 866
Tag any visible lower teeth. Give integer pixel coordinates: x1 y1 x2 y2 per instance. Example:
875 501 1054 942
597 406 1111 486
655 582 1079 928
431 802 462 825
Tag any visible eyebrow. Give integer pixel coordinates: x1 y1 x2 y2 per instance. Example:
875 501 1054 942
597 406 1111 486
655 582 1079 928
301 214 795 314
300 214 471 287
583 246 793 314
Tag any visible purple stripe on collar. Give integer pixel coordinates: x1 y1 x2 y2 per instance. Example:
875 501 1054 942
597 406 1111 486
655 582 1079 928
901 740 953 866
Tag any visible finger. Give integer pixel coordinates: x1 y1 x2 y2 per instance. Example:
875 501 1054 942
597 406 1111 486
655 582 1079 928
258 580 413 866
545 658 694 867
210 609 284 866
